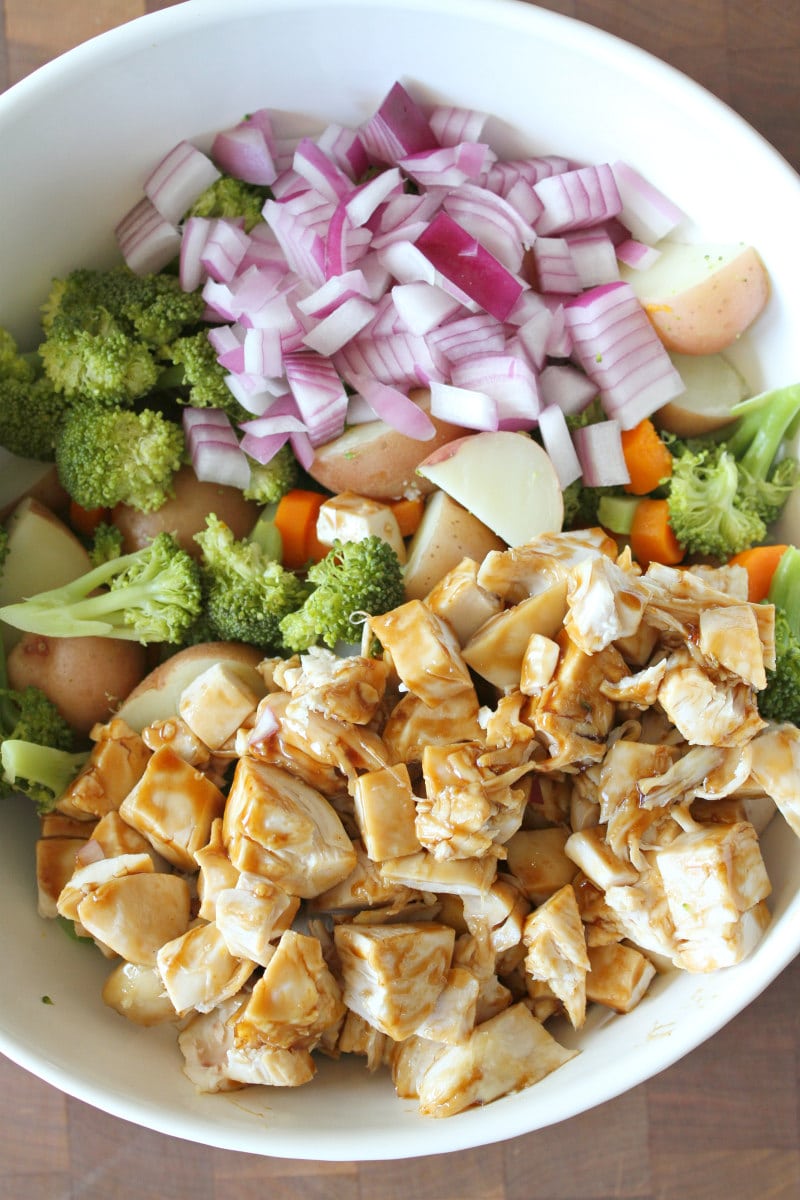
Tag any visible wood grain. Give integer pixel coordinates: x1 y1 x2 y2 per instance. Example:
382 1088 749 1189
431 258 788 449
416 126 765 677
1 2 799 1196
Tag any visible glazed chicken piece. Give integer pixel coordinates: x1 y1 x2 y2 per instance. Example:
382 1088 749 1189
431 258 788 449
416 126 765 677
585 942 656 1013
315 490 407 562
194 818 240 922
697 604 768 690
215 873 300 965
602 857 678 960
178 994 247 1093
564 825 640 891
337 1009 394 1071
352 763 421 862
657 650 766 749
178 662 264 751
102 960 177 1026
57 718 151 821
415 966 480 1045
244 693 350 797
688 562 749 599
276 645 390 725
225 1043 317 1088
462 584 568 691
76 871 192 965
222 757 356 898
156 921 255 1016
233 929 345 1051
564 553 649 654
308 839 418 913
477 527 617 602
265 690 392 786
522 883 590 1029
379 849 497 898
504 827 577 904
519 633 561 696
460 878 530 956
654 821 772 971
369 599 476 707
416 742 532 861
746 723 800 837
381 689 483 765
119 744 227 872
57 851 155 923
425 557 504 645
412 1002 577 1118
141 715 212 769
333 921 455 1040
599 659 667 708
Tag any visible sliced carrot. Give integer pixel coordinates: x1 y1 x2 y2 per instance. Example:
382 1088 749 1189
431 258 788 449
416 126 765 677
68 500 109 537
728 544 789 602
620 418 674 495
389 496 425 538
630 498 685 567
273 489 329 569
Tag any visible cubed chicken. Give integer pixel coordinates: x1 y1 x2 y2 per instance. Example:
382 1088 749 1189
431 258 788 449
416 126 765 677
194 818 240 922
57 718 151 820
379 850 496 897
142 715 212 768
316 491 407 562
519 633 561 696
337 1009 393 1071
564 825 639 890
178 994 246 1093
36 837 90 918
381 689 483 765
88 810 170 871
222 757 357 898
564 553 648 654
352 763 422 861
76 872 192 965
747 724 800 837
415 966 480 1045
522 883 590 1029
224 1042 316 1088
655 821 772 972
178 662 263 751
461 878 530 955
215 874 299 966
504 827 577 904
156 921 255 1016
413 1002 577 1118
57 851 155 922
102 960 177 1026
334 922 455 1040
234 930 345 1051
657 655 766 748
462 584 567 691
585 942 657 1013
308 841 417 914
369 600 475 707
477 527 617 602
603 861 678 960
425 558 504 645
697 604 768 690
278 645 390 725
120 745 226 871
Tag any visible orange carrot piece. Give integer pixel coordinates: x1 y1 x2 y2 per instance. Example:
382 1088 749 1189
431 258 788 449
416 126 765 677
389 496 425 538
68 500 109 537
630 498 685 567
728 544 789 602
273 489 328 569
621 419 674 495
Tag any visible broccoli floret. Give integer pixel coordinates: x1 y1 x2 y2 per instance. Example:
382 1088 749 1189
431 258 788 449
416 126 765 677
0 328 36 381
55 402 185 513
0 329 69 461
1 741 89 814
187 175 270 232
244 444 300 504
0 531 202 644
280 536 405 653
38 265 205 405
165 330 248 421
88 522 124 567
666 383 800 561
194 514 310 650
759 545 800 724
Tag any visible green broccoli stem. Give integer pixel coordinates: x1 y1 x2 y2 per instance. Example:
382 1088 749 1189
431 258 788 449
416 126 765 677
727 383 800 478
767 545 800 639
1 739 88 797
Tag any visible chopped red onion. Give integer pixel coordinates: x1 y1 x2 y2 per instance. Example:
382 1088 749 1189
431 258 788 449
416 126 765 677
144 140 221 225
450 353 541 431
243 326 284 378
115 198 181 276
513 305 554 371
564 228 620 288
534 163 622 235
415 211 527 322
211 123 277 186
572 420 631 487
334 330 446 390
429 381 498 431
615 238 662 271
179 216 212 292
302 296 376 356
349 374 436 439
398 142 494 190
358 81 439 164
530 237 582 294
391 282 463 335
428 106 488 147
537 403 582 488
293 137 353 202
611 161 685 244
345 391 381 425
240 429 290 465
538 363 599 415
199 219 251 283
184 406 251 489
296 269 372 319
345 167 404 228
284 351 349 445
427 312 506 364
317 123 369 182
442 182 536 273
263 198 326 286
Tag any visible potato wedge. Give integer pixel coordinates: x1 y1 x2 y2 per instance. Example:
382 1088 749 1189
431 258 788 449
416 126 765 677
403 491 505 601
654 352 750 437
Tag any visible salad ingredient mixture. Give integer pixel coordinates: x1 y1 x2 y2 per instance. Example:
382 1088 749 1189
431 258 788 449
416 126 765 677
1 80 799 1119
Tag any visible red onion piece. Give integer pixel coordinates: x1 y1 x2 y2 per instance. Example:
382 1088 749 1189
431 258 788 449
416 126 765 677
179 216 212 292
442 182 536 273
572 420 631 487
450 353 541 431
211 123 277 186
534 163 622 236
317 123 369 182
293 137 353 202
243 326 283 378
284 351 349 445
349 374 436 440
415 211 527 322
429 381 498 431
290 429 315 471
115 198 181 276
359 81 439 164
302 296 376 356
263 199 326 286
296 269 372 320
345 168 404 228
199 219 251 283
183 406 251 489
537 403 582 488
335 328 446 390
391 282 463 335
427 312 506 365
538 363 599 415
428 106 489 147
611 161 685 244
615 238 662 271
144 139 221 225
398 142 493 190
530 238 582 295
564 228 620 288
240 430 291 464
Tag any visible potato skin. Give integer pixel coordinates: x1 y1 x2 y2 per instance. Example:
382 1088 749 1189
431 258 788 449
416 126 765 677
112 465 260 557
7 633 149 736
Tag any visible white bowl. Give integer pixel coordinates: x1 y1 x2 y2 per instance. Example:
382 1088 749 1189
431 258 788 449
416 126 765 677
2 0 800 1162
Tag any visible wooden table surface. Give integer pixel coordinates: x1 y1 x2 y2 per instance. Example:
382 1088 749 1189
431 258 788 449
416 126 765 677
2 2 800 1196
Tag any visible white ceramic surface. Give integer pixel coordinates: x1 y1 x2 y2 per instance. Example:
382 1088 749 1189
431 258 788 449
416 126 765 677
1 0 800 1162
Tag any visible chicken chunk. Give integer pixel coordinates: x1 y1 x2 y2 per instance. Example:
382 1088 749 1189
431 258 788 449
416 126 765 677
223 757 357 898
504 827 577 904
585 942 657 1013
194 818 240 922
142 715 212 768
477 527 617 602
382 689 483 765
178 995 247 1093
57 718 151 820
415 966 480 1045
522 884 590 1029
277 645 390 725
234 929 344 1051
564 553 648 654
369 600 475 707
316 490 407 562
120 744 227 871
413 1002 577 1118
36 836 90 919
747 724 800 838
102 960 177 1026
178 662 263 751
462 584 568 691
215 874 299 966
425 557 504 645
352 763 421 861
657 653 766 748
379 850 496 897
76 872 192 965
697 604 767 690
334 922 455 1040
